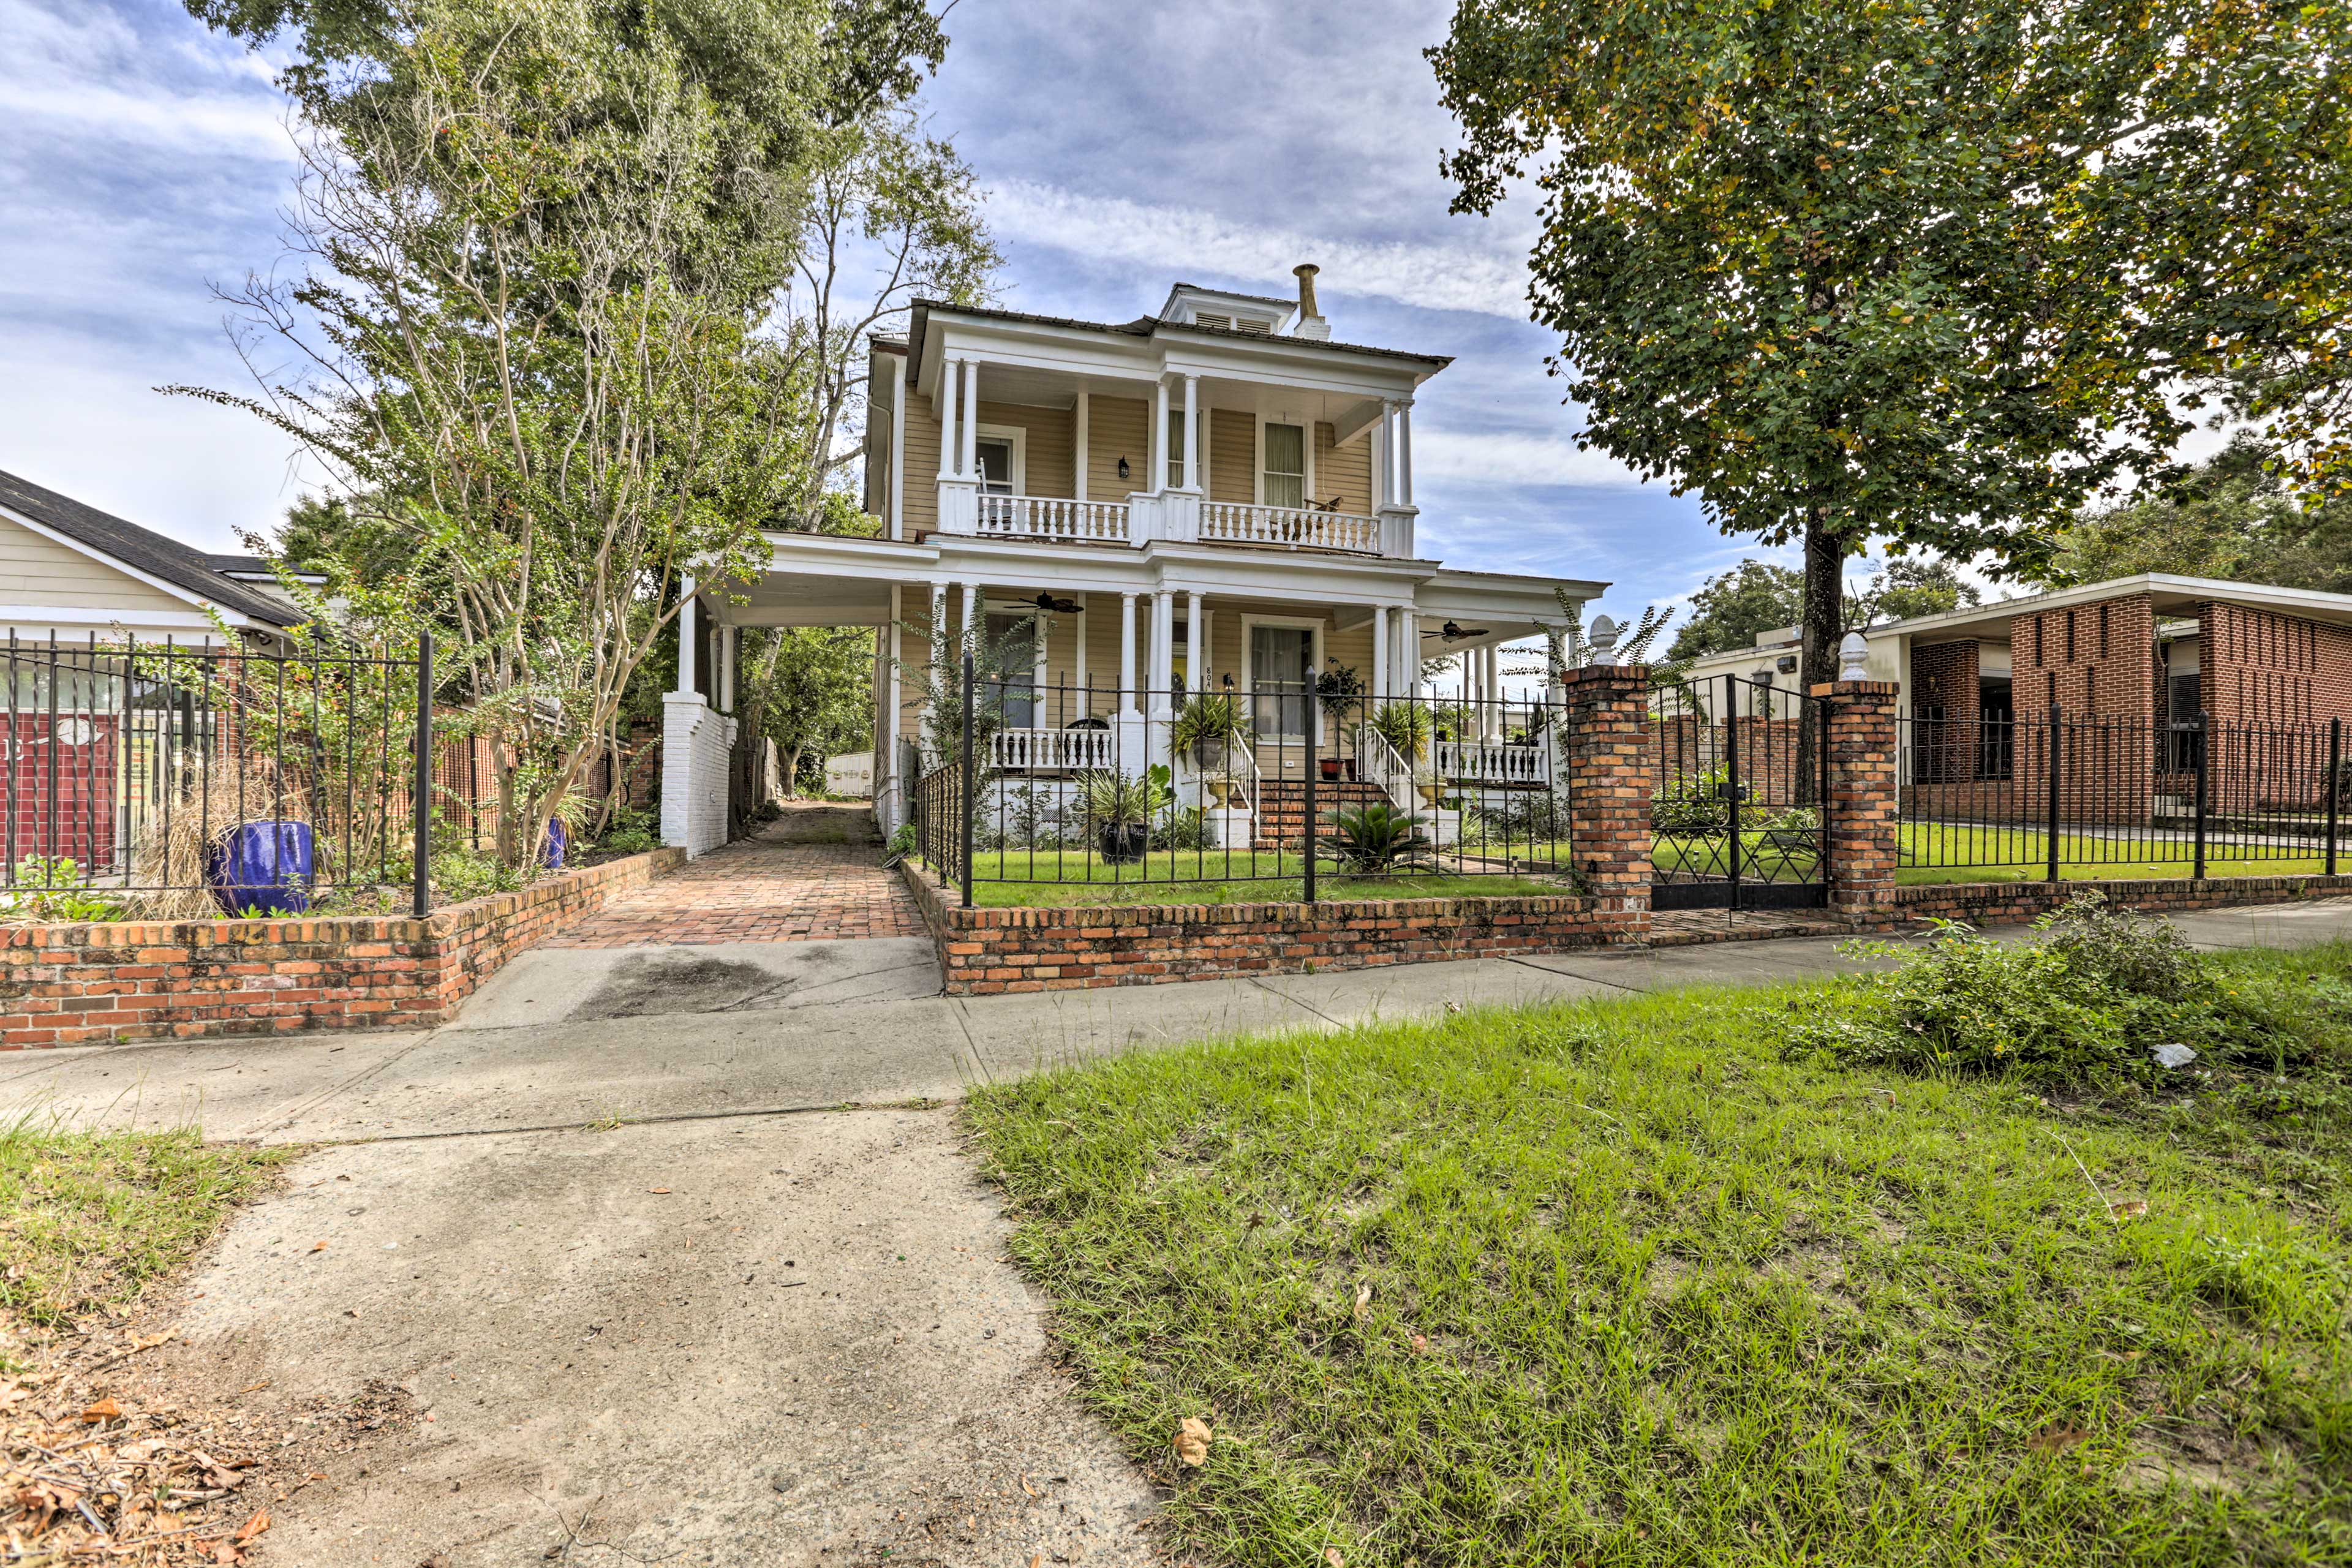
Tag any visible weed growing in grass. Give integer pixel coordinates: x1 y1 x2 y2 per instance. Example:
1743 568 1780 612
1787 892 2349 1084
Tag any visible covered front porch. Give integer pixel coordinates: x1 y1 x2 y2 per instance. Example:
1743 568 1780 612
657 530 1600 857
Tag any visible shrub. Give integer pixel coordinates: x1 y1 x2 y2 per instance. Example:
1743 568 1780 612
1785 891 2322 1084
1327 802 1434 872
0 856 131 922
1652 766 1731 836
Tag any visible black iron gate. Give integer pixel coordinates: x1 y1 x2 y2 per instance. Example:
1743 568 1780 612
1649 673 1830 910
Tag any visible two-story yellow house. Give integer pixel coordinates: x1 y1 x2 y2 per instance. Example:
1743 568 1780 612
662 267 1605 853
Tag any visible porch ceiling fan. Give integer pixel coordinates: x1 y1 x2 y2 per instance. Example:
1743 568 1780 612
1027 591 1083 614
1423 619 1490 642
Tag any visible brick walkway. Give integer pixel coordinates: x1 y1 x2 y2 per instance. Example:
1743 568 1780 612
543 831 924 948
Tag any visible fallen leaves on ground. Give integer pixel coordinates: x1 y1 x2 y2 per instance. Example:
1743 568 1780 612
1172 1417 1212 1467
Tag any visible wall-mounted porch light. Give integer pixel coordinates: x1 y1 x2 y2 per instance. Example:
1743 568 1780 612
1117 456 1131 480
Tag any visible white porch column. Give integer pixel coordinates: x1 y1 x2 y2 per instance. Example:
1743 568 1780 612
1371 417 1387 511
1074 391 1090 502
1151 378 1170 491
676 577 698 695
1400 401 1415 507
1181 375 1200 492
960 359 979 480
937 358 959 478
1371 605 1390 699
1073 598 1090 716
960 580 980 656
1152 589 1175 712
1400 611 1419 695
889 363 907 538
718 624 736 712
1184 592 1203 695
1118 592 1139 714
883 586 903 824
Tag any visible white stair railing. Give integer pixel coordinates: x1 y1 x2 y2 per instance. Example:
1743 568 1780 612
973 494 1131 543
1198 501 1382 554
1356 722 1419 813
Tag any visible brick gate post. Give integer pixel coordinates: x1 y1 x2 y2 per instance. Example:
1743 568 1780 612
1562 663 1652 942
1815 667 1901 922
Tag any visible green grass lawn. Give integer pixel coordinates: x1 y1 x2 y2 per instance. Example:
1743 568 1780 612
970 949 2352 1565
1 1119 290 1339
1648 821 2340 889
948 850 1574 907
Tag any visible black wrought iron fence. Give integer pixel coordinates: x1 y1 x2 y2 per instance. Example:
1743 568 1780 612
1898 710 2345 878
910 654 1578 905
0 632 433 919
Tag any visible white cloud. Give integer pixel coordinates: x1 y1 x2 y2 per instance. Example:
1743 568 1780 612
985 178 1529 320
0 78 292 161
1413 428 1656 489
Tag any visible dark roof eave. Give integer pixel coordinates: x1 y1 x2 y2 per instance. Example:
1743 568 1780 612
905 298 1452 373
0 469 302 627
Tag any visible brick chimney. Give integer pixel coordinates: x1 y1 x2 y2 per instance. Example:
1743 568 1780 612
1292 263 1331 340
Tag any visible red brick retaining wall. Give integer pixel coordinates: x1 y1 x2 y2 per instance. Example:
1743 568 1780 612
902 865 1645 995
1898 872 2352 929
0 848 685 1049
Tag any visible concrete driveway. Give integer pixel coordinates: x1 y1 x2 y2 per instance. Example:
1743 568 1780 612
9 895 2347 1566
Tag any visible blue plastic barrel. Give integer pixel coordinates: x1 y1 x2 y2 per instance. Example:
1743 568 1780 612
206 820 315 917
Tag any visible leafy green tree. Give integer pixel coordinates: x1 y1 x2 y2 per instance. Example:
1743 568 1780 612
175 0 946 867
1430 0 2350 698
1853 556 1980 627
1666 562 1803 661
2043 434 2352 593
755 627 875 795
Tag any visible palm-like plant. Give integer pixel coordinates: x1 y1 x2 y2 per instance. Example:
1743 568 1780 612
1170 691 1251 766
1367 700 1433 762
1326 802 1434 872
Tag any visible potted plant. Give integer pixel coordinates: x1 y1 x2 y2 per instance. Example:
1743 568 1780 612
1368 701 1433 764
1169 690 1251 772
1080 766 1169 864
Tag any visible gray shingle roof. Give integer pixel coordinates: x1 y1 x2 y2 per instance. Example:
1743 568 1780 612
0 468 301 628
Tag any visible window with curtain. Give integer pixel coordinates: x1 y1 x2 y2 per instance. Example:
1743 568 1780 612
1166 408 1187 489
1263 423 1305 509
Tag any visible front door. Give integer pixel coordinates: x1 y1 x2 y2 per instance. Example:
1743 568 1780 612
1250 625 1313 740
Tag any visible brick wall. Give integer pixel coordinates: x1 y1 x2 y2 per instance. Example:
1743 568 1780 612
1908 641 1980 782
2197 601 2352 728
0 848 684 1049
2008 592 2161 824
902 865 1643 995
1563 665 1651 924
1898 872 2352 928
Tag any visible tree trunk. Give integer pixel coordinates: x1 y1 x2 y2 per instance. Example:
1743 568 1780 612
781 744 804 797
1795 509 1851 805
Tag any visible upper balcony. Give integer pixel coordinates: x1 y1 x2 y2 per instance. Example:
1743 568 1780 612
866 274 1447 562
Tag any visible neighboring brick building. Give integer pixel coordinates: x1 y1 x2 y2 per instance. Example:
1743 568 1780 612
1681 575 2352 826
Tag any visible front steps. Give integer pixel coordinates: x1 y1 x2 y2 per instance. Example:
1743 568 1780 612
1251 778 1394 850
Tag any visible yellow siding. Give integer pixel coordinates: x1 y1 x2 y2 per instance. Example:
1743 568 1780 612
1082 396 1150 501
1314 423 1374 517
902 392 940 537
1208 410 1255 504
0 516 192 614
974 401 1076 498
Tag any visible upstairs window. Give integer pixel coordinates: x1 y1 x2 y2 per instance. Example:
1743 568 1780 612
1195 311 1232 331
1262 422 1305 510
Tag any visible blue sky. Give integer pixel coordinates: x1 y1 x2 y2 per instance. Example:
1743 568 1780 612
1 0 1773 619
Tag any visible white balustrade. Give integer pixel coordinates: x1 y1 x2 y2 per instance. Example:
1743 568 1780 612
1198 501 1383 554
1434 739 1551 787
990 726 1118 772
973 494 1131 543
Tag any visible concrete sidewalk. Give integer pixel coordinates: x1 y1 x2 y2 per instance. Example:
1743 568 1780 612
4 898 2345 1145
13 895 2342 1567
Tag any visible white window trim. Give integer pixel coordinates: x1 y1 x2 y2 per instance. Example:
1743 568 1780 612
974 423 1027 494
1253 413 1314 510
1240 613 1326 733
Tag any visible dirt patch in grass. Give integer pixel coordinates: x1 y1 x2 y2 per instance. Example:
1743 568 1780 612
970 955 2352 1566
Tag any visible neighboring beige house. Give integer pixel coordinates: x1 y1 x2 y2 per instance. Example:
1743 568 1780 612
665 266 1607 854
0 468 306 648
